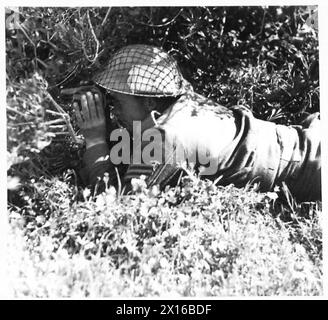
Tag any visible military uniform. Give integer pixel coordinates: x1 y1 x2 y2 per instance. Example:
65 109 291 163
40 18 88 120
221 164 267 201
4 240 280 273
82 90 321 201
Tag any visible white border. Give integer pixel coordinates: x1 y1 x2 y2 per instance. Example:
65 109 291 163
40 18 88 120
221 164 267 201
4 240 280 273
318 2 328 299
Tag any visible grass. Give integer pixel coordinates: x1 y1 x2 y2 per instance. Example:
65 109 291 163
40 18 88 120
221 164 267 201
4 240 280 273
4 175 322 297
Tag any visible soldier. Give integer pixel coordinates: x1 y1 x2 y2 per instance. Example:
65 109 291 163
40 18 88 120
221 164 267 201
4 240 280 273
73 44 321 202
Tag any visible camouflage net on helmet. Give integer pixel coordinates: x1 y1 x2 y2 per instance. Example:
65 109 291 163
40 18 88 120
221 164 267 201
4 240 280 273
93 44 188 97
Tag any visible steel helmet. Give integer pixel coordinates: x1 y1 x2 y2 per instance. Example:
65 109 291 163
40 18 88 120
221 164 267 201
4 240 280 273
93 44 189 97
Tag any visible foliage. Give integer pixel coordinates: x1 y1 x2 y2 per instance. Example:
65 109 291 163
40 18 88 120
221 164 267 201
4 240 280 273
6 6 319 121
6 175 322 297
5 6 321 297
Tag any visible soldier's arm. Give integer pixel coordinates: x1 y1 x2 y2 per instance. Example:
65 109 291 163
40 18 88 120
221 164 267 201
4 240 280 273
122 127 184 193
81 142 112 186
73 90 125 188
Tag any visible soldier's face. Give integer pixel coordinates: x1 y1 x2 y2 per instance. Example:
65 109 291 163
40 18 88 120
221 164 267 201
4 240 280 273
110 92 149 130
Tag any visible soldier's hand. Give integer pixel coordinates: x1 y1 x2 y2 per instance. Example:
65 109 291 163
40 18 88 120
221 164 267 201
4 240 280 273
73 90 107 149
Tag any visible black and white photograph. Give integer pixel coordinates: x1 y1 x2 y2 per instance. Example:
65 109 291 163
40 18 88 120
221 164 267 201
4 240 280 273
2 3 326 300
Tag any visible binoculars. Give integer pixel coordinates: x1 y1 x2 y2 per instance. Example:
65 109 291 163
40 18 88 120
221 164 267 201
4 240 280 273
60 82 109 109
61 82 103 100
60 82 121 127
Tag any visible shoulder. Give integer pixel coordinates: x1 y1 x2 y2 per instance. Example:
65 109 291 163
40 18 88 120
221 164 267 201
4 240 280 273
154 92 237 152
156 92 234 127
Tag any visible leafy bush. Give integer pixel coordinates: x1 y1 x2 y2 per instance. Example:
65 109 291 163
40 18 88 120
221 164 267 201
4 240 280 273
7 175 322 297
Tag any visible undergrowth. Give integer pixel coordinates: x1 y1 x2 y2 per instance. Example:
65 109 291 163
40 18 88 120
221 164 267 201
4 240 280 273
6 174 322 297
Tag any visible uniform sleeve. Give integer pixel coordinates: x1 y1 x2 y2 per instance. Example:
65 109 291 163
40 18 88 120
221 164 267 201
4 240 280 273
275 112 321 201
81 142 124 188
80 131 181 194
123 127 184 192
215 106 281 191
